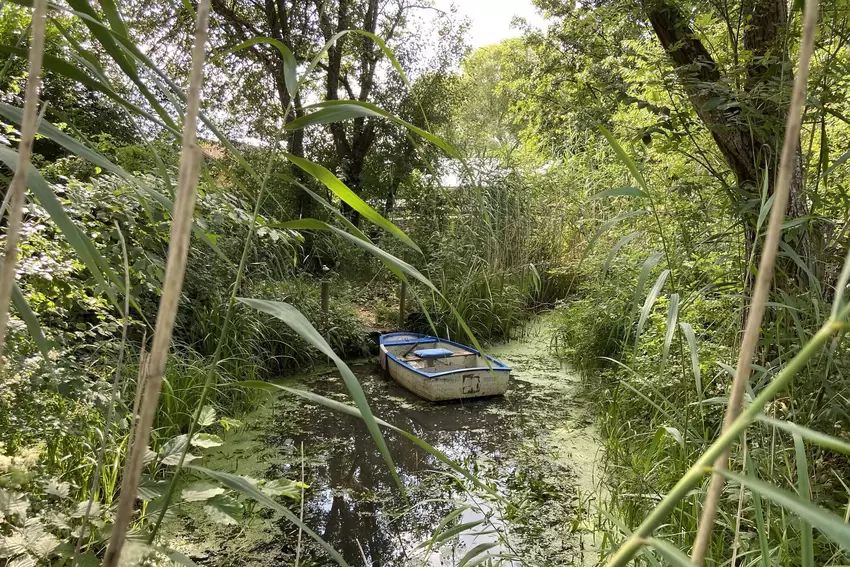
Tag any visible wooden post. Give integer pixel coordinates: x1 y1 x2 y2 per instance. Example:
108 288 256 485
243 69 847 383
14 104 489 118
321 281 329 316
398 280 407 329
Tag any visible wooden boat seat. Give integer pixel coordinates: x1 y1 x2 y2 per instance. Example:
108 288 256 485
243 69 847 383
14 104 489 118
401 349 473 362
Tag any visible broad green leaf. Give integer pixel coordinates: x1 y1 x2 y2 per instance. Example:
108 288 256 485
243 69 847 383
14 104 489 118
795 434 814 567
197 406 216 427
757 415 850 455
181 482 224 503
662 293 680 363
719 469 850 552
679 323 702 401
457 543 499 567
284 153 420 253
603 231 641 275
191 433 223 448
588 186 648 200
260 479 301 499
138 477 168 502
204 494 242 525
235 299 404 498
224 37 297 97
188 466 349 566
635 269 670 349
584 210 649 262
285 100 461 159
646 539 696 566
159 435 198 466
11 283 52 362
0 490 29 517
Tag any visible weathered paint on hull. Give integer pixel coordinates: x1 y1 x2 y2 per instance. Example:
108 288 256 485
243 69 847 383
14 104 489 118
379 347 510 402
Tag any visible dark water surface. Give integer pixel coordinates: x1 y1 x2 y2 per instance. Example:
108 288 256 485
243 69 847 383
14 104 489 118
168 324 601 566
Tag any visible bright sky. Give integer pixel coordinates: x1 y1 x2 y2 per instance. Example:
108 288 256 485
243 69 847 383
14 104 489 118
433 0 546 48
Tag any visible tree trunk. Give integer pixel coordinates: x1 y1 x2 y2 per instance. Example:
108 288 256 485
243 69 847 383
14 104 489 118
642 0 815 282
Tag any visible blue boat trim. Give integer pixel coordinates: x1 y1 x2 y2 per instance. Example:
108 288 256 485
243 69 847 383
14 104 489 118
380 332 511 378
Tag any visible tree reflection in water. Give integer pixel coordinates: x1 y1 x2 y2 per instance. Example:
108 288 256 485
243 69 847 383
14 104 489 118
264 358 576 566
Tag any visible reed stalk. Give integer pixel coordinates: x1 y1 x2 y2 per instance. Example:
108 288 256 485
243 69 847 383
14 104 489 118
0 0 48 362
690 0 821 561
102 1 211 564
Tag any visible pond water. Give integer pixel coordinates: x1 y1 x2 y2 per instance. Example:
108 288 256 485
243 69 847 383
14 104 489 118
165 320 604 566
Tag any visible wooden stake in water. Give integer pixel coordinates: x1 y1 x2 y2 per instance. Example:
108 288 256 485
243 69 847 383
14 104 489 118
398 280 407 329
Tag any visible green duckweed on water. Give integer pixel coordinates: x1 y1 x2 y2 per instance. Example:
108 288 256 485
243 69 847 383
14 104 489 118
163 317 604 566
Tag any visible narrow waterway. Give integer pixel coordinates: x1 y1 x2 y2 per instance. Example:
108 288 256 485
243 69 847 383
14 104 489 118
166 317 604 566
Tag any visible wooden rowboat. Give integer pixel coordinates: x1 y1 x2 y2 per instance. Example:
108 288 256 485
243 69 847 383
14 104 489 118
378 332 511 401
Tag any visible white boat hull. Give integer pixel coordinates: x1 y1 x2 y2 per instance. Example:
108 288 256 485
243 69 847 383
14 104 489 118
379 333 510 402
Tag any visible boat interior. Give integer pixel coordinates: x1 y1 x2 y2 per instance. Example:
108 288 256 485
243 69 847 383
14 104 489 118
382 335 496 374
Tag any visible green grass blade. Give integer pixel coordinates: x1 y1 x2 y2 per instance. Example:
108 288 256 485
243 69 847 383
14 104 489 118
603 231 640 275
599 125 650 192
98 0 130 39
65 0 181 129
285 100 461 159
662 293 680 363
635 269 670 349
679 322 702 402
746 449 772 567
588 186 648 200
284 153 421 253
794 433 815 567
719 469 850 552
0 45 179 135
11 282 53 361
633 251 664 312
757 416 850 455
428 519 485 546
583 210 649 262
647 538 696 566
187 466 350 567
234 299 405 499
223 37 297 97
457 543 500 567
778 241 822 296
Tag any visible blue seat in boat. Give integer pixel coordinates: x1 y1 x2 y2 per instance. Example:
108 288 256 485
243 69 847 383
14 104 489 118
413 348 454 359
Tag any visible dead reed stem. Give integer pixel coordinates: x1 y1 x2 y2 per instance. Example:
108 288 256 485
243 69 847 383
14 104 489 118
0 0 48 362
102 1 211 564
690 1 821 562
